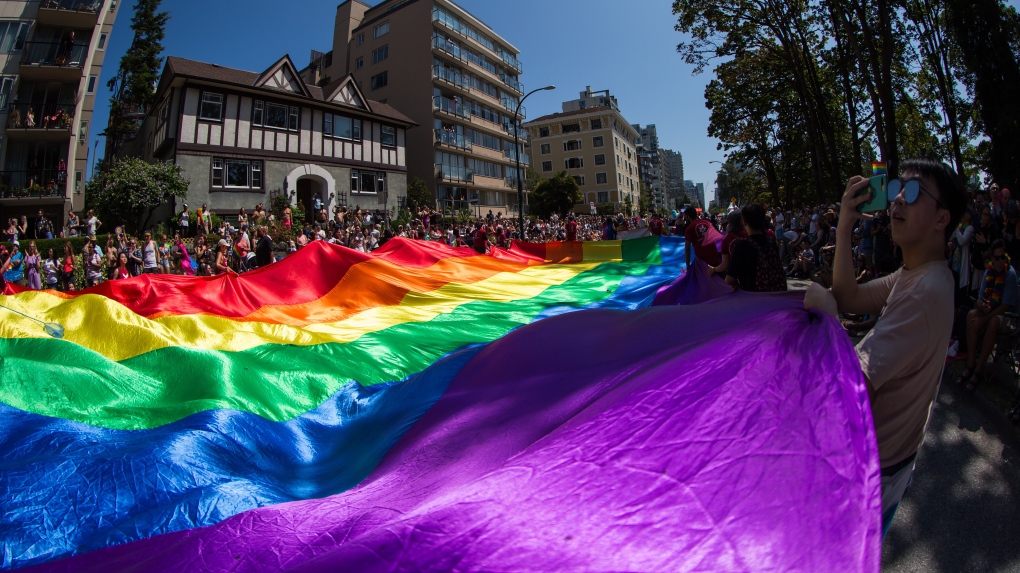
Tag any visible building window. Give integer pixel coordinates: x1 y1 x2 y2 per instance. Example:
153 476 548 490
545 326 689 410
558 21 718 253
539 127 549 137
370 72 388 90
597 191 609 203
562 123 580 133
324 113 362 140
97 33 108 50
591 119 602 129
357 33 365 45
0 21 29 53
87 75 97 94
563 140 581 152
251 101 299 131
352 169 386 194
540 143 550 155
355 57 364 70
594 154 606 166
199 92 224 120
374 22 390 38
381 125 396 147
0 76 14 109
596 172 608 185
541 160 552 172
211 158 264 189
372 45 388 64
614 137 619 149
617 155 621 166
572 175 585 186
565 157 583 169
78 120 88 144
618 173 623 184
593 136 604 147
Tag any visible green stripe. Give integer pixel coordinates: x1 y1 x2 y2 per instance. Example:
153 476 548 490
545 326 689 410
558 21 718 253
0 256 659 430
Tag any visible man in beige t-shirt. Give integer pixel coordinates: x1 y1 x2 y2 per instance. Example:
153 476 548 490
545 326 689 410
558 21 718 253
806 159 967 537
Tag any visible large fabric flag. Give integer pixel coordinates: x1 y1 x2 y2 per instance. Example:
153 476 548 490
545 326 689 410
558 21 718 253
0 236 881 571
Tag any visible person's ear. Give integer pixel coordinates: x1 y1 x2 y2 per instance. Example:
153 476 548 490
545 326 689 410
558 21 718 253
934 205 952 236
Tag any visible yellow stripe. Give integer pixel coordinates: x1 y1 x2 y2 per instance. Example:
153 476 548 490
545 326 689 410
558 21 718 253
0 262 604 362
581 241 623 261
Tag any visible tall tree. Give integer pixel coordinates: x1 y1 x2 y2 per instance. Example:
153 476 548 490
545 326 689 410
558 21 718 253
85 157 189 233
530 172 582 219
103 0 169 158
945 0 1020 185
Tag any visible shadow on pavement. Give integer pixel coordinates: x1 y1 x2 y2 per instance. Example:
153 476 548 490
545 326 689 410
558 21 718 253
881 381 1020 572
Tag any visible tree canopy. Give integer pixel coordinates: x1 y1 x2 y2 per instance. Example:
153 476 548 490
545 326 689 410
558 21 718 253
674 0 1020 206
85 158 189 234
530 172 583 219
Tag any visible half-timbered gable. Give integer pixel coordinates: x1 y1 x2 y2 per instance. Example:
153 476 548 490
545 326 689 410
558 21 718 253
123 55 416 217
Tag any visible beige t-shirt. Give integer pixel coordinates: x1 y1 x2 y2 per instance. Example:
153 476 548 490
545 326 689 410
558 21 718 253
856 261 954 468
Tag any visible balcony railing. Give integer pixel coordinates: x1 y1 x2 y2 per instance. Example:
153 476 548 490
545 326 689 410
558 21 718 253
432 65 464 89
5 103 76 130
433 96 468 119
498 50 523 74
0 170 68 198
502 149 530 165
435 129 472 150
505 176 521 189
21 41 88 68
502 123 528 140
500 98 524 116
432 34 466 63
499 72 523 94
435 164 473 183
39 0 103 13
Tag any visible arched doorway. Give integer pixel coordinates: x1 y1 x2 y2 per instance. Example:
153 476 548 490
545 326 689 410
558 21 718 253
296 178 319 224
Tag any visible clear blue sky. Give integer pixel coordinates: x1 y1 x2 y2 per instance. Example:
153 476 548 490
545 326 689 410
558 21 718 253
91 0 726 192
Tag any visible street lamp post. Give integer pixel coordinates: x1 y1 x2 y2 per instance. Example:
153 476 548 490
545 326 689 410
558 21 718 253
514 85 555 242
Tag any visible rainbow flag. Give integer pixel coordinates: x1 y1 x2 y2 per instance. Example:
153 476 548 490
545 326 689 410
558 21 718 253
0 237 881 572
871 161 887 176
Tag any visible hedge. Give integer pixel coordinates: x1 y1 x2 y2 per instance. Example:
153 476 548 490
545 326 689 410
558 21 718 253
2 234 113 257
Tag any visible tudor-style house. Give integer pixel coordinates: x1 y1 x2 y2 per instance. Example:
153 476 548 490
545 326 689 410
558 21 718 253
122 55 416 221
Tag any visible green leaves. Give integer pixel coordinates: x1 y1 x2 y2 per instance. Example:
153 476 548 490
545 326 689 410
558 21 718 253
85 158 189 235
530 172 583 219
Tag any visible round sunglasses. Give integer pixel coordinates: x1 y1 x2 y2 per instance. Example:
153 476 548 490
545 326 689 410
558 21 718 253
887 178 944 208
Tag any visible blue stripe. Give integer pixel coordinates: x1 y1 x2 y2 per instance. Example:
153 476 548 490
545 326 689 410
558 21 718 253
0 346 480 570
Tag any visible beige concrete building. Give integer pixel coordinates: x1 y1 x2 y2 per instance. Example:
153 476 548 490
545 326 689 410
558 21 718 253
524 104 641 214
301 0 527 217
0 0 118 233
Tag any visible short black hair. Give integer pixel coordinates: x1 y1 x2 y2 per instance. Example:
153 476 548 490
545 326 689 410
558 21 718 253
991 239 1006 253
684 207 698 220
740 203 767 231
900 158 966 241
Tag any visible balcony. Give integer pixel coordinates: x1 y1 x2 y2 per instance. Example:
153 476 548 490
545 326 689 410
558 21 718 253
432 34 466 63
498 50 523 74
500 98 524 116
37 0 103 28
503 149 530 165
5 103 76 140
436 164 473 183
433 96 469 119
505 176 521 189
20 41 89 81
432 65 465 89
435 129 472 151
498 72 523 95
0 170 69 201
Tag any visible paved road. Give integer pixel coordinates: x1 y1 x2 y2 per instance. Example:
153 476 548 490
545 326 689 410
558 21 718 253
881 380 1020 572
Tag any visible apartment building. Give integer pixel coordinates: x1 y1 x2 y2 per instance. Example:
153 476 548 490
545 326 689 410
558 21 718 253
301 0 527 217
524 103 641 215
121 56 415 219
663 149 684 207
0 0 117 232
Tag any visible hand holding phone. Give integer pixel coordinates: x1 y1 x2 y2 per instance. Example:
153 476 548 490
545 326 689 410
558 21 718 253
857 175 887 213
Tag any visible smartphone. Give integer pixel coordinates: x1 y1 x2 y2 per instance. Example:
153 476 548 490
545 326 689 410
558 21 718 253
857 175 887 213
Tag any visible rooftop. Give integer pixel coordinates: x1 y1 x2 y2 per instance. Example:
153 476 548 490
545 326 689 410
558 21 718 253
164 56 416 125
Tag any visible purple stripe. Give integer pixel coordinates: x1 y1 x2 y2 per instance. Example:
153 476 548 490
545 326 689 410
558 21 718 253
32 294 881 573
